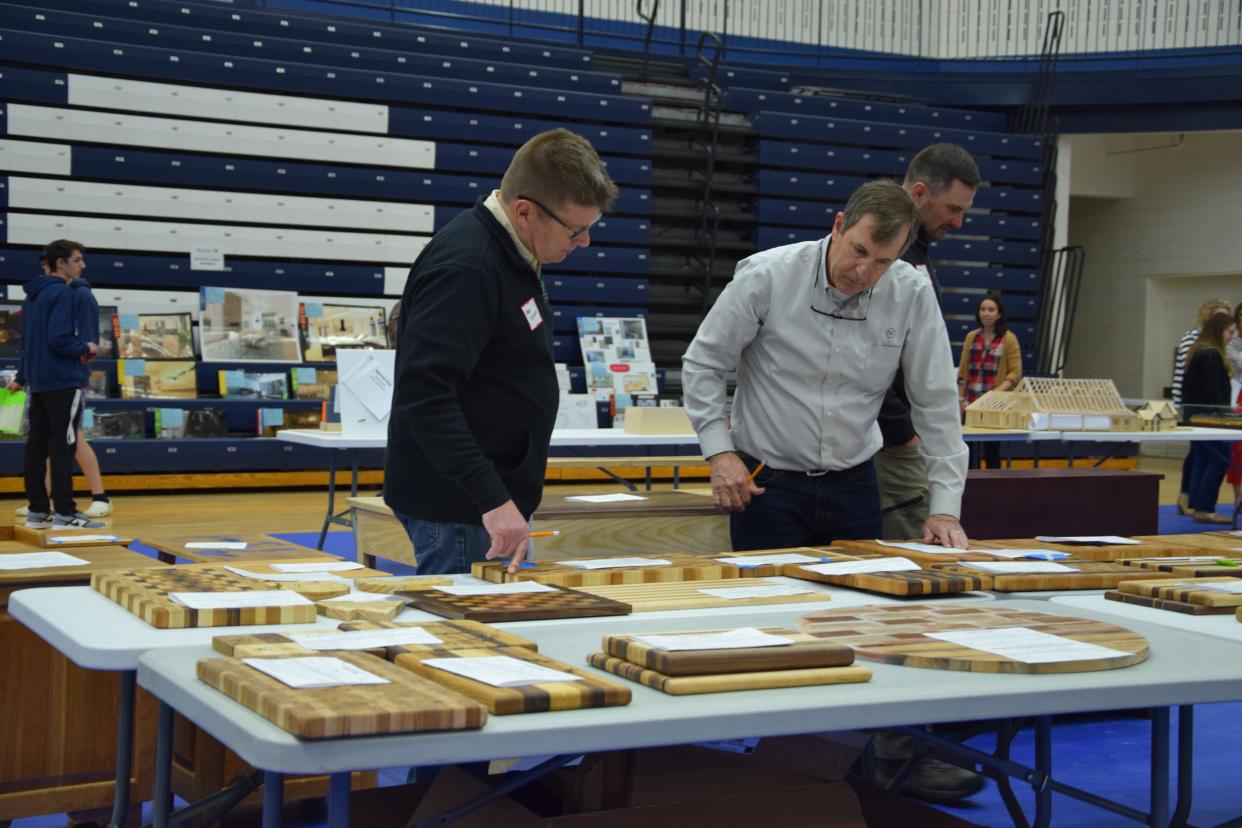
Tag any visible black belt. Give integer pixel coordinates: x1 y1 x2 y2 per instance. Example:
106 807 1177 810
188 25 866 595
738 451 852 478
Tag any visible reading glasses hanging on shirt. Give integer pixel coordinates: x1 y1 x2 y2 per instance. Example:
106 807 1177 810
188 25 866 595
824 289 872 322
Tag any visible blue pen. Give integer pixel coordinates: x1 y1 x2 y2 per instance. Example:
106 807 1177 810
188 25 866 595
519 561 538 568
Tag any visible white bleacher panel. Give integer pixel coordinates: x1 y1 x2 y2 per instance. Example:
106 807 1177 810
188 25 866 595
5 214 427 265
7 177 435 234
383 266 408 297
0 139 71 176
87 288 200 317
5 105 436 170
67 74 390 134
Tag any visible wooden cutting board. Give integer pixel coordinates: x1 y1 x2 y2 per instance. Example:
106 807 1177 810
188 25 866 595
1237 606 1241 622
830 539 1001 566
574 579 831 612
1131 532 1242 555
1118 556 1242 578
183 561 391 580
602 628 854 676
197 650 487 738
12 525 132 548
0 546 166 607
214 620 538 659
795 604 1148 673
402 585 631 622
471 553 742 587
140 534 341 564
394 646 632 714
316 598 406 622
278 581 351 600
704 547 862 578
975 537 1196 562
585 653 872 695
781 563 990 596
1117 577 1242 608
92 568 319 629
928 561 1181 591
1103 590 1233 616
352 576 452 593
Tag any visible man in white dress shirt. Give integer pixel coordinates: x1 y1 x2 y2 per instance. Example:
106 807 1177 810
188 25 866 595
683 179 969 550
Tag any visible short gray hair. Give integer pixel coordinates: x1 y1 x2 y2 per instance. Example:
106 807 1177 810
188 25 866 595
904 143 981 193
500 129 618 212
840 180 918 252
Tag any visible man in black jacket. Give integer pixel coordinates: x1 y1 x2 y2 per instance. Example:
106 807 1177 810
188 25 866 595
874 144 980 541
385 129 618 575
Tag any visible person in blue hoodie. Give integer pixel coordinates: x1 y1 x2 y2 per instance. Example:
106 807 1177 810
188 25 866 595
6 240 104 529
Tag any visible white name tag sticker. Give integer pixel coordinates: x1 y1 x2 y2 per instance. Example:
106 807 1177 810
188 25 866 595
520 297 543 331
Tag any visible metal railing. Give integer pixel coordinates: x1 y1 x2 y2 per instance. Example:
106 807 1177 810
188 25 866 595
252 0 1242 58
1034 245 1085 376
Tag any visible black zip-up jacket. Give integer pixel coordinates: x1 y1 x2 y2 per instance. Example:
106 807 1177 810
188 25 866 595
1181 349 1232 422
877 228 943 446
384 199 558 525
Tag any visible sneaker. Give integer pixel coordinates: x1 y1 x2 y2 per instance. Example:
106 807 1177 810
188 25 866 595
52 512 106 530
83 500 113 518
24 511 53 529
15 505 29 517
871 756 986 803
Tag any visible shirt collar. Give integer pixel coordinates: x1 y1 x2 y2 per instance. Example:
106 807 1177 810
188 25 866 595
484 190 540 275
811 234 871 317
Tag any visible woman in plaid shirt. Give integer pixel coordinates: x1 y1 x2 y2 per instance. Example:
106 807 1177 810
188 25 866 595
957 296 1022 469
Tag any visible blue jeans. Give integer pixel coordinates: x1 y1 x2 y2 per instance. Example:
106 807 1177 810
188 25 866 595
730 458 883 551
1187 441 1231 514
395 514 492 575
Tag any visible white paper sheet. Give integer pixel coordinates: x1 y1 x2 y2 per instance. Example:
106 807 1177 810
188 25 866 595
695 584 818 600
715 553 822 566
564 493 648 503
435 581 558 596
925 627 1130 664
961 561 1076 574
185 541 248 550
559 557 671 570
799 557 922 576
242 656 390 688
270 561 365 573
0 551 90 570
224 567 349 583
631 627 794 651
422 655 582 687
340 352 394 420
46 534 118 544
874 540 963 555
983 549 1071 560
289 627 443 651
1034 536 1139 545
170 590 313 609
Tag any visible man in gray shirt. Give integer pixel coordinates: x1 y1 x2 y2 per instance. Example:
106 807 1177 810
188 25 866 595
683 179 969 550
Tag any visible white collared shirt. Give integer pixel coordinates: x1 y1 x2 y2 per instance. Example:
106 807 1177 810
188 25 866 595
484 190 540 275
682 234 968 517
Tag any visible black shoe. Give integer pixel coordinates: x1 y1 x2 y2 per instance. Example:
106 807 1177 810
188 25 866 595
870 756 986 803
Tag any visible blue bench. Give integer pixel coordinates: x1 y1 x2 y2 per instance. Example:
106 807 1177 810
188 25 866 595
933 238 1041 267
753 111 1045 160
757 171 1042 215
0 5 622 95
27 0 595 69
940 292 1040 320
937 265 1040 292
947 319 1037 344
725 87 1008 131
546 275 649 304
758 140 1043 186
435 144 652 186
545 247 650 275
0 30 651 125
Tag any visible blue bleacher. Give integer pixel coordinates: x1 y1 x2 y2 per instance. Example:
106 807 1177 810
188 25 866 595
0 5 623 95
932 238 1041 267
756 170 1041 216
549 306 646 334
753 111 1044 159
937 265 1040 292
0 29 651 125
724 87 1009 131
546 275 649 304
940 292 1039 319
947 318 1037 345
960 214 1042 241
24 0 596 69
757 140 1044 187
434 144 652 186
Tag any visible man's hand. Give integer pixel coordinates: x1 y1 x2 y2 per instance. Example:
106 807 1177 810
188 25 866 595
923 514 969 549
900 435 920 449
709 451 765 513
482 499 530 573
5 380 21 392
82 342 99 364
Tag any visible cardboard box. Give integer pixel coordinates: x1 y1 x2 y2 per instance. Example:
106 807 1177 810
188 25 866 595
623 406 694 435
409 766 865 827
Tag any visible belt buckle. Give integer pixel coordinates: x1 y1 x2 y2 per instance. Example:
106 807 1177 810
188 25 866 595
804 468 830 477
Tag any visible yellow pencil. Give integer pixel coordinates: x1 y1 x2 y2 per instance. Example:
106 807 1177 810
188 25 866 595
528 530 561 538
747 462 766 482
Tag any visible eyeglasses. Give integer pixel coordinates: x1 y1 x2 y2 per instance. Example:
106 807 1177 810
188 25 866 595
518 194 599 241
825 288 872 321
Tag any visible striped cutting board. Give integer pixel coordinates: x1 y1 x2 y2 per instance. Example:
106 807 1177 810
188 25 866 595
585 653 872 695
214 620 538 659
1116 577 1242 609
471 553 742 587
574 578 831 612
782 562 989 596
928 561 1181 591
829 540 1002 566
602 628 854 676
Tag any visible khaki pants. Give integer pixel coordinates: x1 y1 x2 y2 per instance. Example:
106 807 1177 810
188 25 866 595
873 443 928 541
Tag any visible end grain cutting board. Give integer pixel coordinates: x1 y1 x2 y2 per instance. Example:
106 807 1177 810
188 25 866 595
471 553 742 587
92 568 319 628
197 650 487 738
401 584 631 622
795 604 1148 674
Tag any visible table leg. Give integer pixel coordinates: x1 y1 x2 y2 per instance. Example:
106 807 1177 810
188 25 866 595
1033 715 1053 828
262 771 284 828
1171 706 1194 828
107 670 136 828
318 451 338 550
645 464 652 491
674 464 681 489
349 450 360 498
327 772 351 828
152 701 174 828
1151 707 1171 828
156 551 175 565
